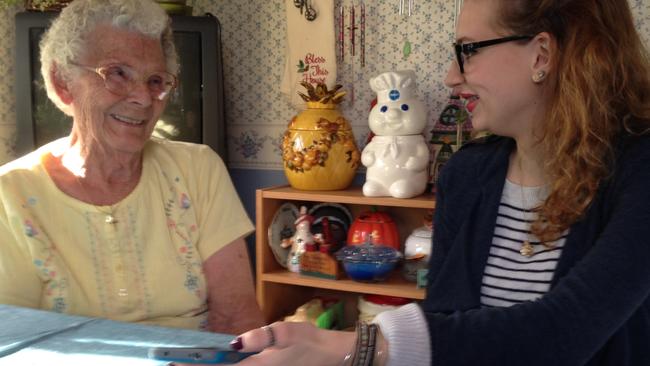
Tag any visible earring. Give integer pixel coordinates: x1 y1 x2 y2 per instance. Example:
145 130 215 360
532 70 546 83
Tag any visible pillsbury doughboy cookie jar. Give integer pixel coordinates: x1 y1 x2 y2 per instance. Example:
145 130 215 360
362 70 429 198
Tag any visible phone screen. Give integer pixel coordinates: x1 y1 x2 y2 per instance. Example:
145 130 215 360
148 346 255 364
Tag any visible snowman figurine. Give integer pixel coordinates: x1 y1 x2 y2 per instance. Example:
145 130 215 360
280 206 315 273
362 70 429 198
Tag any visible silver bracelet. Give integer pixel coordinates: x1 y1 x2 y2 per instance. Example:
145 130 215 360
340 353 353 366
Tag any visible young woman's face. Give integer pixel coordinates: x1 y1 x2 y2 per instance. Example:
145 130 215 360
67 24 169 155
444 0 542 138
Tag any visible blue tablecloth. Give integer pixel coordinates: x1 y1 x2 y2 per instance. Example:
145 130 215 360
0 305 235 365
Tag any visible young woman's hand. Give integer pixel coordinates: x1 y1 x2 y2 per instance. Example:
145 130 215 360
233 321 356 365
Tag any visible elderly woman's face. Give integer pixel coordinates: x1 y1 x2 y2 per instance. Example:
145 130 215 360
68 24 169 155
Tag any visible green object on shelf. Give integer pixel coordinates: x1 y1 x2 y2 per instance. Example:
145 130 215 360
315 300 344 329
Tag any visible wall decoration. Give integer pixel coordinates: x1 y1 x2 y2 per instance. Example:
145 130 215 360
0 1 648 168
0 5 18 164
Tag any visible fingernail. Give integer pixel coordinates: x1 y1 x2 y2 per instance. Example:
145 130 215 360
230 336 243 351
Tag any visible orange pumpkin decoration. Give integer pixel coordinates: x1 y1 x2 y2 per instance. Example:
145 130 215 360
347 211 400 250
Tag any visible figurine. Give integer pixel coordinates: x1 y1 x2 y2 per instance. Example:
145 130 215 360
428 95 473 193
300 217 342 279
281 206 315 273
362 70 429 198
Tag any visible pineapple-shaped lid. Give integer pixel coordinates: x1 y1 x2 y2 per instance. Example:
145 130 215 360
288 82 352 131
298 81 346 105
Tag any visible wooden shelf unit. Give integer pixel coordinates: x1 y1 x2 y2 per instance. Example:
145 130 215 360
255 185 435 324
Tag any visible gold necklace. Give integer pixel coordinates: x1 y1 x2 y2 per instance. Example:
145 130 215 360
74 175 119 225
516 156 556 256
519 190 535 257
517 156 535 257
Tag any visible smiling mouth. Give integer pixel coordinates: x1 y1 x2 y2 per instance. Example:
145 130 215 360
458 94 479 113
460 94 479 104
111 114 145 126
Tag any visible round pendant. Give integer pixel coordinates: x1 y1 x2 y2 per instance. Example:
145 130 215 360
105 215 117 224
520 241 534 257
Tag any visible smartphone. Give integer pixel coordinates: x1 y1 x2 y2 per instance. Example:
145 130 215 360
148 346 256 364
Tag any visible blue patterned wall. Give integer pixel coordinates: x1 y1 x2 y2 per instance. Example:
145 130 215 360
192 0 650 170
194 0 458 170
0 0 648 167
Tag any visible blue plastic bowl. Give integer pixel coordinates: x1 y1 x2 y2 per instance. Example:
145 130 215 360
336 245 402 282
341 259 399 282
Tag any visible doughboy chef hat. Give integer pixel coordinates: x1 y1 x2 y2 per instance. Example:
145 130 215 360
369 70 418 103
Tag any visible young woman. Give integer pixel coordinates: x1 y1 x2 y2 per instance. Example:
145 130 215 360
215 0 650 365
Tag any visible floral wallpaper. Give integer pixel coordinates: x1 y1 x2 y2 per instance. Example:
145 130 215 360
196 0 459 169
0 0 648 167
0 4 19 163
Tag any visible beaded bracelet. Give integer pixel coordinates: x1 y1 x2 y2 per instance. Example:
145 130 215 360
344 321 378 366
352 321 369 365
341 321 385 366
372 325 388 366
364 323 377 366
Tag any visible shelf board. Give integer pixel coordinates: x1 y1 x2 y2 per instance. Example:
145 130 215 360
261 270 425 300
260 185 435 209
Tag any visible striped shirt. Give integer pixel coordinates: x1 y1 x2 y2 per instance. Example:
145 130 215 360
480 180 567 307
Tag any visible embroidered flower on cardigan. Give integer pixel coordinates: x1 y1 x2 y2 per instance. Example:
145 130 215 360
162 171 203 298
24 219 38 237
23 216 68 313
180 193 191 209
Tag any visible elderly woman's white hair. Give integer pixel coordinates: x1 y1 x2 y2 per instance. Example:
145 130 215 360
40 0 179 115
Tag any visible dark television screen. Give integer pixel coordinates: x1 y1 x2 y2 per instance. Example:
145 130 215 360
14 12 225 159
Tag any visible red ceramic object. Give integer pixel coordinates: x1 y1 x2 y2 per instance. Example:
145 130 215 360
347 211 400 250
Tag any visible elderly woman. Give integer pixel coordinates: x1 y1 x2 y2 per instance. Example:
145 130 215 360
0 0 264 334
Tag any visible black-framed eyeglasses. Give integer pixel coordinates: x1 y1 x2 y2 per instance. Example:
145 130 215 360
70 62 177 101
454 35 533 73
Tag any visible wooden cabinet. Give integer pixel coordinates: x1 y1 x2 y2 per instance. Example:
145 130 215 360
255 185 435 324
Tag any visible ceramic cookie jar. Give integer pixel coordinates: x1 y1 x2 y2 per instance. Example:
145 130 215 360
362 70 429 198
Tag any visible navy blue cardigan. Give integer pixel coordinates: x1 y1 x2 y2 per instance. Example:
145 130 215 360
423 134 650 366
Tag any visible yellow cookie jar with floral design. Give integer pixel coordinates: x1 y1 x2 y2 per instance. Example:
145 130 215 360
282 83 360 190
